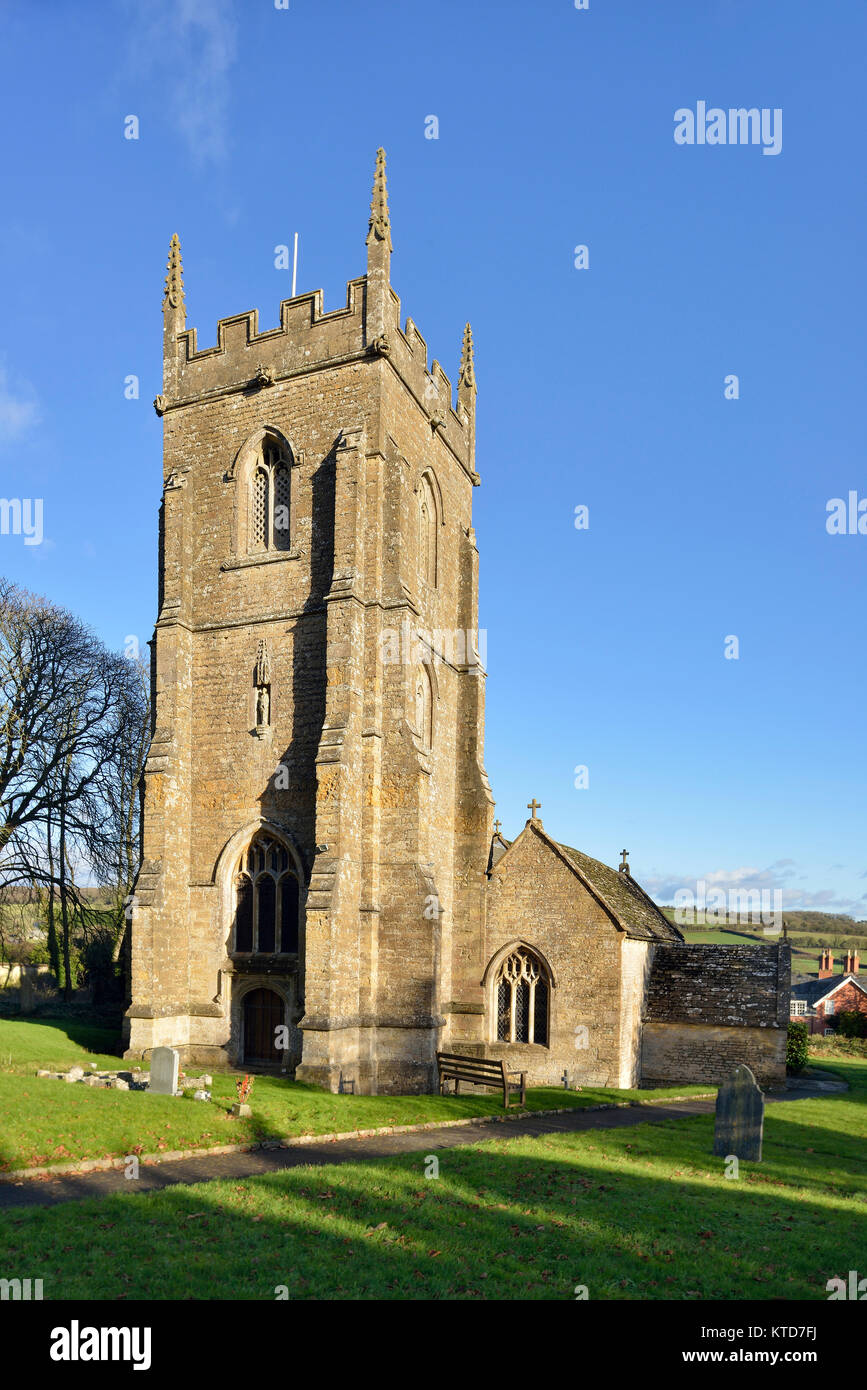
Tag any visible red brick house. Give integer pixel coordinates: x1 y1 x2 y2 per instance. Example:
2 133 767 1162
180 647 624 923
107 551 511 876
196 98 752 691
790 950 867 1035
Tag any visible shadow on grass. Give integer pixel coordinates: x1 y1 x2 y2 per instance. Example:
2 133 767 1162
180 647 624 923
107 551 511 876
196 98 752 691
0 1014 123 1070
0 1109 863 1300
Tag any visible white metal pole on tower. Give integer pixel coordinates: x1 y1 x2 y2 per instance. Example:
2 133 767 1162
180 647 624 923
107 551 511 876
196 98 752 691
291 232 298 297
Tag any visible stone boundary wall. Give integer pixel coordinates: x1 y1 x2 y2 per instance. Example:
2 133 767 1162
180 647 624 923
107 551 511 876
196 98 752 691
641 1021 786 1087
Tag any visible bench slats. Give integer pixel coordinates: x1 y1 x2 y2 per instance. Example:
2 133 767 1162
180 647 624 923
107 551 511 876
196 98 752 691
435 1051 527 1110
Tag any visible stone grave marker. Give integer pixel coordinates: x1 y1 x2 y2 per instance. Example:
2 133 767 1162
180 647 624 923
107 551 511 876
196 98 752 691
712 1063 764 1161
150 1046 180 1096
18 968 35 1014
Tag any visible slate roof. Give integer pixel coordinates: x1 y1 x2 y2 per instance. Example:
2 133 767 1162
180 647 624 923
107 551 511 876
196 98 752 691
790 973 867 1007
555 841 683 943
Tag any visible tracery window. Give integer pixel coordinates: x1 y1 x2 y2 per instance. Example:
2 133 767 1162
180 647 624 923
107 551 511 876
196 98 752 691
495 948 549 1045
250 439 292 552
232 833 300 953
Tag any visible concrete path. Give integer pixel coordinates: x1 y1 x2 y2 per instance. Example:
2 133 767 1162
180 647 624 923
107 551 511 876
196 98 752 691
0 1083 835 1212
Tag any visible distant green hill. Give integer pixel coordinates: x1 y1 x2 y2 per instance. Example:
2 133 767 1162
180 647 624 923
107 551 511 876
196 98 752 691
660 907 867 942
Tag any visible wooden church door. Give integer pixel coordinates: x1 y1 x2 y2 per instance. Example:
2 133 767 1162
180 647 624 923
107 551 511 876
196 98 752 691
243 988 283 1065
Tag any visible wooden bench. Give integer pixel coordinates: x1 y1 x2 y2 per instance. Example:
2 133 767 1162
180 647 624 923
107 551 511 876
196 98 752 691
436 1052 527 1109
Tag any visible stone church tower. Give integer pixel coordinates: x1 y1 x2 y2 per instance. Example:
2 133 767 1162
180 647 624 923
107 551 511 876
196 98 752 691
125 150 495 1092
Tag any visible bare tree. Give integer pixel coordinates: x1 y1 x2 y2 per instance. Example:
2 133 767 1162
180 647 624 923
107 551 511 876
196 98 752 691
0 579 151 999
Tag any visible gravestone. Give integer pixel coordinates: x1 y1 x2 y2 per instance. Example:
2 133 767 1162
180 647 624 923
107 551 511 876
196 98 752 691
713 1063 764 1161
18 968 35 1014
150 1046 180 1096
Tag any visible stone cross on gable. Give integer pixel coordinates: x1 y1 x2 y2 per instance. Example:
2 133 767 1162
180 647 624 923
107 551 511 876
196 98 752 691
527 799 541 819
619 849 630 875
494 819 502 834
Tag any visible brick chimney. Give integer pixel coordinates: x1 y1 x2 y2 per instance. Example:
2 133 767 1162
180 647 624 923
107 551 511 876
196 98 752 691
843 949 860 976
818 948 834 979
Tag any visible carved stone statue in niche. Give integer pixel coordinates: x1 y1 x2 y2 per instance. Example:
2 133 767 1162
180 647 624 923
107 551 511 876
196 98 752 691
254 638 272 735
256 684 270 728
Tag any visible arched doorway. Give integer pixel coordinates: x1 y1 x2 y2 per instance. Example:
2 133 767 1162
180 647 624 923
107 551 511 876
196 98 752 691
243 987 284 1065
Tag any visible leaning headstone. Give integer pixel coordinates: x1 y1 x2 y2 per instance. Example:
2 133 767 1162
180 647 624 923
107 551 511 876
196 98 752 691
150 1046 180 1096
713 1063 764 1161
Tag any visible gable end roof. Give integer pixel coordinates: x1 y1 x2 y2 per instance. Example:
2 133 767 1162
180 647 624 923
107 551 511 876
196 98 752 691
790 973 867 1008
555 840 683 942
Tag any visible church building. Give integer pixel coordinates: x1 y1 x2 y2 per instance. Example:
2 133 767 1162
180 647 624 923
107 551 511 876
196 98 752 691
125 151 789 1093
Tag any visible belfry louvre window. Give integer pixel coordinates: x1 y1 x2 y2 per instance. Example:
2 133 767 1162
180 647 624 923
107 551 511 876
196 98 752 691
250 440 291 552
495 949 549 1045
232 833 300 953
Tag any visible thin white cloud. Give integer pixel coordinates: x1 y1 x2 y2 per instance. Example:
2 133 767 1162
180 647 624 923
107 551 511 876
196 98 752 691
125 0 238 165
643 862 867 918
0 364 39 445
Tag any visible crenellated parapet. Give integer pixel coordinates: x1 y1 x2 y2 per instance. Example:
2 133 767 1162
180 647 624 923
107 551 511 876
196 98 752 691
377 292 479 481
157 150 479 482
163 277 368 413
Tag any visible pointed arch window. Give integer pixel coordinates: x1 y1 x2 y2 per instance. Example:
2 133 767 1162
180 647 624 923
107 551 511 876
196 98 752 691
249 438 292 553
253 467 269 549
232 832 300 954
494 948 550 1045
415 662 433 748
418 473 438 587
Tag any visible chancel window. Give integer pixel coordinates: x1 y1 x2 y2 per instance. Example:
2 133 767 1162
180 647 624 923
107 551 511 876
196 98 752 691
232 833 300 953
250 439 292 552
495 949 549 1045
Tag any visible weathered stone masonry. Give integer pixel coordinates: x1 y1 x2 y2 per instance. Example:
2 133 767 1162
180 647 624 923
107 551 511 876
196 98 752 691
641 943 791 1086
126 151 493 1091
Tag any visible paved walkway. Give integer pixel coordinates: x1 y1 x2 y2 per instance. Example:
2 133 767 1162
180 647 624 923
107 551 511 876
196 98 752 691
0 1083 835 1211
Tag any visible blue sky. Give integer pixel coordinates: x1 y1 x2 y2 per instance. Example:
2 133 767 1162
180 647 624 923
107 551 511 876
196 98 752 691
0 0 864 915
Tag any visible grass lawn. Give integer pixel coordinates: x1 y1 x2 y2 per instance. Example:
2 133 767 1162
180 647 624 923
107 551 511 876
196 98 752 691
0 1017 126 1074
0 1056 863 1300
0 1017 712 1174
